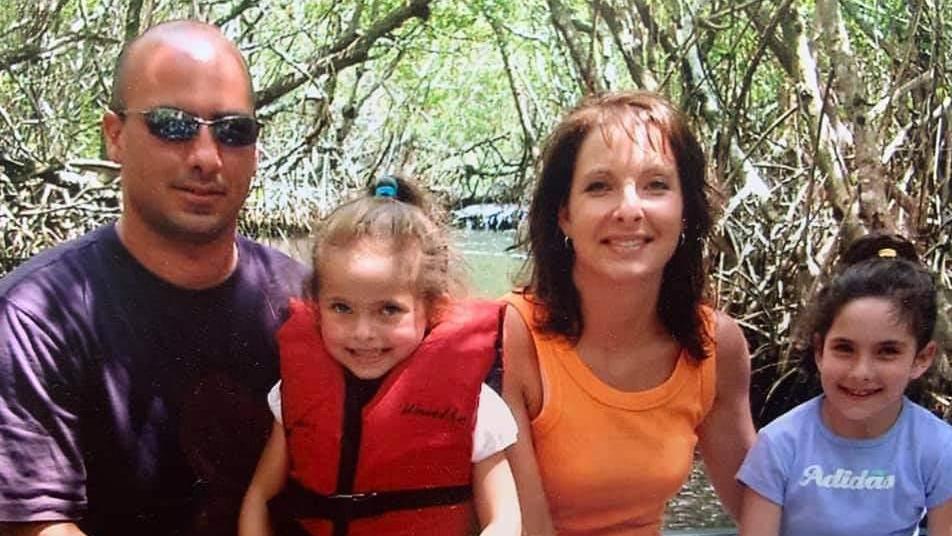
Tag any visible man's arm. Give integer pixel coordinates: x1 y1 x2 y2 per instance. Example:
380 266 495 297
0 298 86 526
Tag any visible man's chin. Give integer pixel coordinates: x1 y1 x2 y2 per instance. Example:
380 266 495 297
156 215 237 245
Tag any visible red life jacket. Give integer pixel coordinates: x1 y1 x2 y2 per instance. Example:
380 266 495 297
273 298 503 536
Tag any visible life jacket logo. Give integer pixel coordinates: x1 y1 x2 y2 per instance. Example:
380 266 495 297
798 465 895 490
400 403 467 425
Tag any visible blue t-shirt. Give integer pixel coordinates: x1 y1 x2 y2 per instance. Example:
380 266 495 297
738 395 952 535
0 224 306 535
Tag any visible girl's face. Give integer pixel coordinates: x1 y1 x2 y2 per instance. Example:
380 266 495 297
558 121 683 287
317 239 428 380
815 296 935 439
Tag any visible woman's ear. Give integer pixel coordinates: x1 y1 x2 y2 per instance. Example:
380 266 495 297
910 341 937 380
557 203 570 239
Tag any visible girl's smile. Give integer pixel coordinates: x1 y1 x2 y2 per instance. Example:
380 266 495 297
815 296 934 439
317 239 428 380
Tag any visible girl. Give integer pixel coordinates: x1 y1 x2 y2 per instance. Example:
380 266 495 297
239 176 521 536
738 233 952 535
503 91 755 535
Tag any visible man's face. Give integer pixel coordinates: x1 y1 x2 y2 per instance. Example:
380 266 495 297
103 35 257 245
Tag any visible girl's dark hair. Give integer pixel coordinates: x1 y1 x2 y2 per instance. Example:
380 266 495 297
310 175 464 322
522 91 713 360
802 232 937 357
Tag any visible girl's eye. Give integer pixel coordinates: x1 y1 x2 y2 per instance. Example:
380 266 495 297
381 304 405 316
830 343 853 354
330 303 350 314
877 345 902 359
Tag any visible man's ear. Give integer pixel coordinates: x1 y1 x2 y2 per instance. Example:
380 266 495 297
910 341 937 380
102 111 124 163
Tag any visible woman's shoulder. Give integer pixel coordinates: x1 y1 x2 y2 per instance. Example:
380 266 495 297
704 309 750 392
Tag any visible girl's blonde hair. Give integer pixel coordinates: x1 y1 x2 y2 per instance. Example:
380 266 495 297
310 176 465 321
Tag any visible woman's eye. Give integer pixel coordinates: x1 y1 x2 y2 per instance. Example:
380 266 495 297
646 178 671 191
330 303 350 314
583 180 609 193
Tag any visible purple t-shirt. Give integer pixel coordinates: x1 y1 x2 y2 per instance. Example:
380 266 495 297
0 224 306 535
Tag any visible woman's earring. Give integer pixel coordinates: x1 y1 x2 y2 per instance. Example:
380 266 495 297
678 230 686 248
563 235 573 250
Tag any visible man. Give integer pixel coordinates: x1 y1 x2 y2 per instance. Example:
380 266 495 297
0 21 305 535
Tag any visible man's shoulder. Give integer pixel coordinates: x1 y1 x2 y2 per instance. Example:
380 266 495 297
0 224 115 302
235 236 308 292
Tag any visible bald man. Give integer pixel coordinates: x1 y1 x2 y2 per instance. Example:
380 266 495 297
0 21 305 535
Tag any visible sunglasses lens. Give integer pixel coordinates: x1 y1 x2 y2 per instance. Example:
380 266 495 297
145 108 198 141
213 117 260 147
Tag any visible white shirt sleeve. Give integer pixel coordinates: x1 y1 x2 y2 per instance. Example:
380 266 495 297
268 380 283 424
267 380 518 463
471 383 518 463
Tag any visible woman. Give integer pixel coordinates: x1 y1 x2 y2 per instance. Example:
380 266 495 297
503 91 756 535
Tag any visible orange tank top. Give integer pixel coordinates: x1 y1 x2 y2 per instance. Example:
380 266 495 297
506 294 717 536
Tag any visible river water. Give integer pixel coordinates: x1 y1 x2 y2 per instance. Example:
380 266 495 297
266 229 733 531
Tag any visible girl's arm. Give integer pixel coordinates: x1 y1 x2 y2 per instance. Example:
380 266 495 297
738 487 781 536
502 306 556 536
929 497 952 536
0 523 86 535
697 311 757 520
238 420 289 536
473 451 521 536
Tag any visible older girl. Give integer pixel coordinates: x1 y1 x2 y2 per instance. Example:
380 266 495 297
738 233 952 535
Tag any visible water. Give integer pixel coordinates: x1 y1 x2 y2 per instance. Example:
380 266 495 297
264 229 732 531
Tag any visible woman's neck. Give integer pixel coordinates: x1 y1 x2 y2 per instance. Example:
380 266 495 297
574 270 665 350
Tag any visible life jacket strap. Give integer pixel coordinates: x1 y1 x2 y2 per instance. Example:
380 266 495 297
270 478 472 522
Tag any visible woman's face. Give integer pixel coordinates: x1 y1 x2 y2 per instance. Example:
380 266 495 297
558 121 684 287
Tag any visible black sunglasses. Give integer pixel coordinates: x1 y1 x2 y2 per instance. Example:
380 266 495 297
117 106 262 147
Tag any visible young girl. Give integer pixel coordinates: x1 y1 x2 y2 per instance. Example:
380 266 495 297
238 176 521 536
738 233 952 535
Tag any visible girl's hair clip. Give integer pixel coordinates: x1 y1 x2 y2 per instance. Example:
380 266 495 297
374 176 398 198
878 247 898 258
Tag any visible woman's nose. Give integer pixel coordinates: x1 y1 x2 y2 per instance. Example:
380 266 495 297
614 183 644 222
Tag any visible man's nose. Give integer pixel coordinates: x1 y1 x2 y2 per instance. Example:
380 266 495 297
186 125 224 179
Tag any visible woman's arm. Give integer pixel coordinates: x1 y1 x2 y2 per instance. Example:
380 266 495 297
697 312 757 520
238 420 289 536
737 487 781 536
501 306 556 536
473 451 521 536
929 496 952 536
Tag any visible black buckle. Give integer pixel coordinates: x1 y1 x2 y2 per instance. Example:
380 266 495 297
327 491 378 502
327 491 379 520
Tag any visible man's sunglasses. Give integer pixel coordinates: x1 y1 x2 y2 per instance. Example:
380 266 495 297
116 106 262 147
